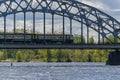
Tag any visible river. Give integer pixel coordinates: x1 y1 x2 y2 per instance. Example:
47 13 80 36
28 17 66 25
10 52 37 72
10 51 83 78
0 62 119 80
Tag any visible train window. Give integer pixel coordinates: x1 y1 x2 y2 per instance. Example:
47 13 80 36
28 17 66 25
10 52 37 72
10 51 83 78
51 36 53 39
0 35 3 38
36 35 38 39
68 36 70 39
42 35 44 38
55 36 58 39
57 36 59 39
40 35 43 38
31 35 33 39
56 36 60 39
56 35 59 39
37 35 39 38
53 36 55 39
45 35 47 39
48 35 51 39
15 35 24 39
66 35 68 39
47 35 50 39
49 35 51 39
47 36 50 39
41 35 43 39
61 36 63 39
65 35 67 39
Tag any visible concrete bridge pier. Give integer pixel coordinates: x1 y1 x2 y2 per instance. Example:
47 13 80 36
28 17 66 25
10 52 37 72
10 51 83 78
106 49 120 65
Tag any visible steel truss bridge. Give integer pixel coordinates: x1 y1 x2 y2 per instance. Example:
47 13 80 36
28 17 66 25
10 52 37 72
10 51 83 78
0 0 120 49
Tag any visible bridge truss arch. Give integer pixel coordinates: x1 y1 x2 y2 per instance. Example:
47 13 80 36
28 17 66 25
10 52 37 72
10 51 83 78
0 0 120 44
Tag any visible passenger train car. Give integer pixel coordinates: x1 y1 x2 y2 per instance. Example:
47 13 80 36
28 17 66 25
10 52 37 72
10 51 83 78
0 33 73 44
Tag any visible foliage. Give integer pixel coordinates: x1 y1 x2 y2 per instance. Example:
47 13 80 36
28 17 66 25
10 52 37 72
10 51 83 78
74 34 85 44
16 50 22 62
0 49 109 62
105 35 114 43
89 37 94 44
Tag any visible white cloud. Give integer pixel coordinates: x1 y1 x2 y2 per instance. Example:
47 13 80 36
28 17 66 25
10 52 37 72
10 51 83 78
77 0 120 22
77 0 110 11
111 9 120 12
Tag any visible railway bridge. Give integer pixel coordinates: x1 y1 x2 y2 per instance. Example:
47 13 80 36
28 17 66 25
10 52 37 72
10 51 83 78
0 0 120 65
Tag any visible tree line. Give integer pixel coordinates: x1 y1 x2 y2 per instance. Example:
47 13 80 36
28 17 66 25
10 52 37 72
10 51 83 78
0 49 109 62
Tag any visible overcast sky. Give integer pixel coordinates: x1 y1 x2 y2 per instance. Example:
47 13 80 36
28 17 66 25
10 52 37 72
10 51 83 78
0 0 119 21
79 0 120 21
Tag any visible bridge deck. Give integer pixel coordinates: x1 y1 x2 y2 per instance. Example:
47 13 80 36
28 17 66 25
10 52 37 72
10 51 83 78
0 44 119 49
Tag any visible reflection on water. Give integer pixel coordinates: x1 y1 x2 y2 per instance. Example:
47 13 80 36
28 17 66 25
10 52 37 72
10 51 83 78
0 62 120 80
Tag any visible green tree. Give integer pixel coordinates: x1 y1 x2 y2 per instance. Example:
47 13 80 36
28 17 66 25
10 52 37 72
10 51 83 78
3 49 8 60
50 49 57 61
74 34 85 44
16 50 22 62
105 34 114 43
89 36 94 44
6 49 16 59
23 50 35 62
37 49 47 62
80 35 86 44
47 49 52 62
73 49 81 62
56 49 62 62
0 51 4 60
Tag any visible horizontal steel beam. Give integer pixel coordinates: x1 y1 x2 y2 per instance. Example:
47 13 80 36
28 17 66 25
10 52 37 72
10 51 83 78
0 44 119 49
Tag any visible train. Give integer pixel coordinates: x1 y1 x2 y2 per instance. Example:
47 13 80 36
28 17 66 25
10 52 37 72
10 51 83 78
0 33 73 44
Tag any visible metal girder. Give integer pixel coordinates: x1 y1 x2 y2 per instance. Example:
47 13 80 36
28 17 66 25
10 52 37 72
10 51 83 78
0 0 119 44
0 44 119 49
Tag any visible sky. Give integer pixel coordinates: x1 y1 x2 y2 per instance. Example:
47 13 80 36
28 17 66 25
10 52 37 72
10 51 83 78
0 0 119 22
79 0 120 21
0 0 119 21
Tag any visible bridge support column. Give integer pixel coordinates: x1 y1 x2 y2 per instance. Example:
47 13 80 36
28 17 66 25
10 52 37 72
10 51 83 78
106 49 120 65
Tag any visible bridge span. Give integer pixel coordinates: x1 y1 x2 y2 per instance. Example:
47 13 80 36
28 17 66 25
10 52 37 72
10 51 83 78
0 44 120 49
0 0 119 47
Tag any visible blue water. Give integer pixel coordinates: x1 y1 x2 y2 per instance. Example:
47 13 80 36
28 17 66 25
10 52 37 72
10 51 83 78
0 62 120 80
